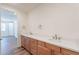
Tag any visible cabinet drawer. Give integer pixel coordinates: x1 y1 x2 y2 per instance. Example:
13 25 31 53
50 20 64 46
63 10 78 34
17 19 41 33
61 48 79 55
38 40 46 47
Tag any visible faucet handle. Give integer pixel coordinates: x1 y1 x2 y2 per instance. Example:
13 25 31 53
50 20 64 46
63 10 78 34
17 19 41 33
54 34 62 40
58 37 62 40
52 36 55 39
50 34 57 40
29 32 33 35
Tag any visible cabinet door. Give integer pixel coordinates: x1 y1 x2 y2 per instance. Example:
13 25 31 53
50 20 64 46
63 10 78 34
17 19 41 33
53 51 62 55
45 43 61 55
61 48 79 55
24 37 30 51
38 45 51 55
30 38 38 55
51 45 61 55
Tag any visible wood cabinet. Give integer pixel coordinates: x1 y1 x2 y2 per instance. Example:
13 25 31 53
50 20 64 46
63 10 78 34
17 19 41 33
61 48 79 55
45 43 61 55
30 38 38 55
37 40 51 55
21 35 79 55
21 35 30 52
38 40 46 47
24 37 30 51
37 45 51 55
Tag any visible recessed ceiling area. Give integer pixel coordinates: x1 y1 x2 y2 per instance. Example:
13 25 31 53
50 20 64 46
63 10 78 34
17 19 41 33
0 3 41 13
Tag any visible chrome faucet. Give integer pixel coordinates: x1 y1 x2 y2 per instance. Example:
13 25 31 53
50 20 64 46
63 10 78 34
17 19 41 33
29 32 33 35
54 34 58 40
52 34 61 40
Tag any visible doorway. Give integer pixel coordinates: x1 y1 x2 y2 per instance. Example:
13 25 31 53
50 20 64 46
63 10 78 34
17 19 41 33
1 9 18 55
1 21 15 37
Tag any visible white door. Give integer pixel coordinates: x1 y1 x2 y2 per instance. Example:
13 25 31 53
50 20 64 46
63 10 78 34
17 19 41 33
1 22 14 37
8 22 14 36
1 22 8 37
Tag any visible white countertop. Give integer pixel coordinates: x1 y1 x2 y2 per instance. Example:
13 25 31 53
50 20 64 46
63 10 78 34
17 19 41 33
22 33 79 52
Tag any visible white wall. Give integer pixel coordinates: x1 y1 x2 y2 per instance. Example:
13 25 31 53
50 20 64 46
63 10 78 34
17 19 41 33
16 11 28 47
27 4 79 41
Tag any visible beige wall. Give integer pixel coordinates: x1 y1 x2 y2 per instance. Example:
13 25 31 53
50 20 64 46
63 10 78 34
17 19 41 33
27 4 79 41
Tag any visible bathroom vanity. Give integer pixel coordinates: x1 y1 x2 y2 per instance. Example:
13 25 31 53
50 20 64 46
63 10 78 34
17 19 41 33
21 34 79 55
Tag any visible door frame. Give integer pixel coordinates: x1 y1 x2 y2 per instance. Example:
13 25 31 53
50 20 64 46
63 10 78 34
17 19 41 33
0 5 22 47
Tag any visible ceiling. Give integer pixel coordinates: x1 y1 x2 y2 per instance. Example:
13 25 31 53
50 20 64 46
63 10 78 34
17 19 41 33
0 3 41 13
